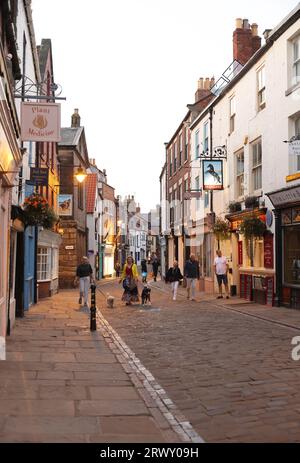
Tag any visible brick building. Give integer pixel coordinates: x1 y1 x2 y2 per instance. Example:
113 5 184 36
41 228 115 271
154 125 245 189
58 110 90 288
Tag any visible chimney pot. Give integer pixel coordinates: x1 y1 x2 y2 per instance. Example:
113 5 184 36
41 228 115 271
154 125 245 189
251 23 258 36
243 19 250 29
235 18 243 29
198 77 204 89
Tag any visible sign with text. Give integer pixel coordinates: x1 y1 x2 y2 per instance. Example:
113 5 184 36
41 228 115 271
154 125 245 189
202 160 223 190
264 234 274 269
289 140 300 157
58 194 73 216
238 241 243 266
21 102 61 142
30 168 49 186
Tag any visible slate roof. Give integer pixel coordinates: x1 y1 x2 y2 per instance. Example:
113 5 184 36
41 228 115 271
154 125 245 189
86 174 98 214
59 127 84 147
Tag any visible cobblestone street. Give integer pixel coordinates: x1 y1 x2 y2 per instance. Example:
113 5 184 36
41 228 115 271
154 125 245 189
97 278 300 443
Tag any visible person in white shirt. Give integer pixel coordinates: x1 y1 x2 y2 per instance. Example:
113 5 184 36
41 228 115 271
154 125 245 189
214 250 230 299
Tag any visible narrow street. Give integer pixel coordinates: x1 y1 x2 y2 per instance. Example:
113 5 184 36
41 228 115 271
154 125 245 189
97 279 300 443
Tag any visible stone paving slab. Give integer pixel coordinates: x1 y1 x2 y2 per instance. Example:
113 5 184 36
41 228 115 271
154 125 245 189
0 290 179 443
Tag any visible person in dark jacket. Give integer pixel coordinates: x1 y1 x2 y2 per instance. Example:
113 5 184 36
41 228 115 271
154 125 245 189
151 255 160 282
184 254 200 301
141 259 148 283
166 261 183 301
75 256 94 307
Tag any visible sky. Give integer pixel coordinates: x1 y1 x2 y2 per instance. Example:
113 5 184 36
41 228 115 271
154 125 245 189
31 0 299 212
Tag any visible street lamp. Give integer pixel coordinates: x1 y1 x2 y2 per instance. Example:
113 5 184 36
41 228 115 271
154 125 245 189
75 166 87 183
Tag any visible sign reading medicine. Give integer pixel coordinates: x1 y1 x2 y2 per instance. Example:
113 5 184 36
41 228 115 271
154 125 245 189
21 102 61 142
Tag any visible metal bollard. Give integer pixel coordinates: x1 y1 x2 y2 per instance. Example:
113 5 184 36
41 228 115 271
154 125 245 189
90 284 97 331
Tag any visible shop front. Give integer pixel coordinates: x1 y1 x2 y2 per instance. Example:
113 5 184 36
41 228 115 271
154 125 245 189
227 208 275 306
267 184 300 309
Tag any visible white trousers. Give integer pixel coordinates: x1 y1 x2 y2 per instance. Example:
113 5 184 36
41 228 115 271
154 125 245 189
171 281 179 299
79 276 90 305
186 278 196 299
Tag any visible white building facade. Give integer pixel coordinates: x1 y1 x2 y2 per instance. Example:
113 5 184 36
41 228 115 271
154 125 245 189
189 5 300 307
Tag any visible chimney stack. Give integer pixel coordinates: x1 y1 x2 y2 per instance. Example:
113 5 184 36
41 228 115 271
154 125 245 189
71 108 81 128
195 76 215 102
233 18 261 65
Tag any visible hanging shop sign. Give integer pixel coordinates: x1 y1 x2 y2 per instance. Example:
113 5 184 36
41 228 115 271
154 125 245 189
267 185 300 208
21 102 61 142
264 234 274 269
58 194 73 216
30 167 49 186
202 160 223 191
238 241 243 266
289 140 300 157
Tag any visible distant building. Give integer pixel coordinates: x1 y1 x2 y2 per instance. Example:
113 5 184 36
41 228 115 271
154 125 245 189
58 109 90 288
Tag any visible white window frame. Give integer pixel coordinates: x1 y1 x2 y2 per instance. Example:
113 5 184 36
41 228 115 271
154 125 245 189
203 122 209 153
293 36 300 85
37 247 51 282
251 139 262 192
195 131 200 159
257 66 266 110
229 96 236 133
195 176 200 210
52 248 58 279
236 149 244 198
185 129 189 161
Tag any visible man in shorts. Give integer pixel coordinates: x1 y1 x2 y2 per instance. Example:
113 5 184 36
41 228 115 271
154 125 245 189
214 250 230 299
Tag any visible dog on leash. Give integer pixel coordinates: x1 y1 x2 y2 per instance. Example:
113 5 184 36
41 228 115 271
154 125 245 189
141 285 151 306
106 293 115 308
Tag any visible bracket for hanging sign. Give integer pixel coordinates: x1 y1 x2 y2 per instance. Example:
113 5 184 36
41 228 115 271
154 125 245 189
14 75 66 101
197 145 227 160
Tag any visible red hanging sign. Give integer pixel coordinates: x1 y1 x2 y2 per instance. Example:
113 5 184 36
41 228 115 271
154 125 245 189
238 241 243 266
264 234 274 269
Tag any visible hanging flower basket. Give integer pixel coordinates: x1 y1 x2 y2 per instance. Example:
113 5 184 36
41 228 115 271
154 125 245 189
23 193 58 229
228 201 242 213
244 196 259 210
239 215 266 266
239 215 266 239
212 217 231 241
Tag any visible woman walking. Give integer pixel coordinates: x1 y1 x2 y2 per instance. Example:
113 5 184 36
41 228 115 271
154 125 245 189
166 261 183 301
119 256 139 305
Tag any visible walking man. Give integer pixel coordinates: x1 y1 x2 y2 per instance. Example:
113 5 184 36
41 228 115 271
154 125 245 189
184 254 200 301
75 256 94 307
151 254 160 282
214 250 230 299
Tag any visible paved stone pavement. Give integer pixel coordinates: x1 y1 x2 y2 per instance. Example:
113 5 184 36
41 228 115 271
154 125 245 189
0 290 184 443
97 278 300 443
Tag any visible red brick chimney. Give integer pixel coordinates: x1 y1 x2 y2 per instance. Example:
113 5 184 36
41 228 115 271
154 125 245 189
194 77 215 103
233 19 261 65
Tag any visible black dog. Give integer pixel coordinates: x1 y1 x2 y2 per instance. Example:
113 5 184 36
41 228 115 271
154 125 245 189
141 286 151 306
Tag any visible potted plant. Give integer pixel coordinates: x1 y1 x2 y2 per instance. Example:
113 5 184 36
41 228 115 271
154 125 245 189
23 193 58 229
244 196 259 209
212 217 231 250
228 201 242 213
239 215 266 266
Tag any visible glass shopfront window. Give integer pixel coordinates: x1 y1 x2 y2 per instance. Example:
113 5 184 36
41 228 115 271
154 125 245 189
284 226 300 286
282 207 300 287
